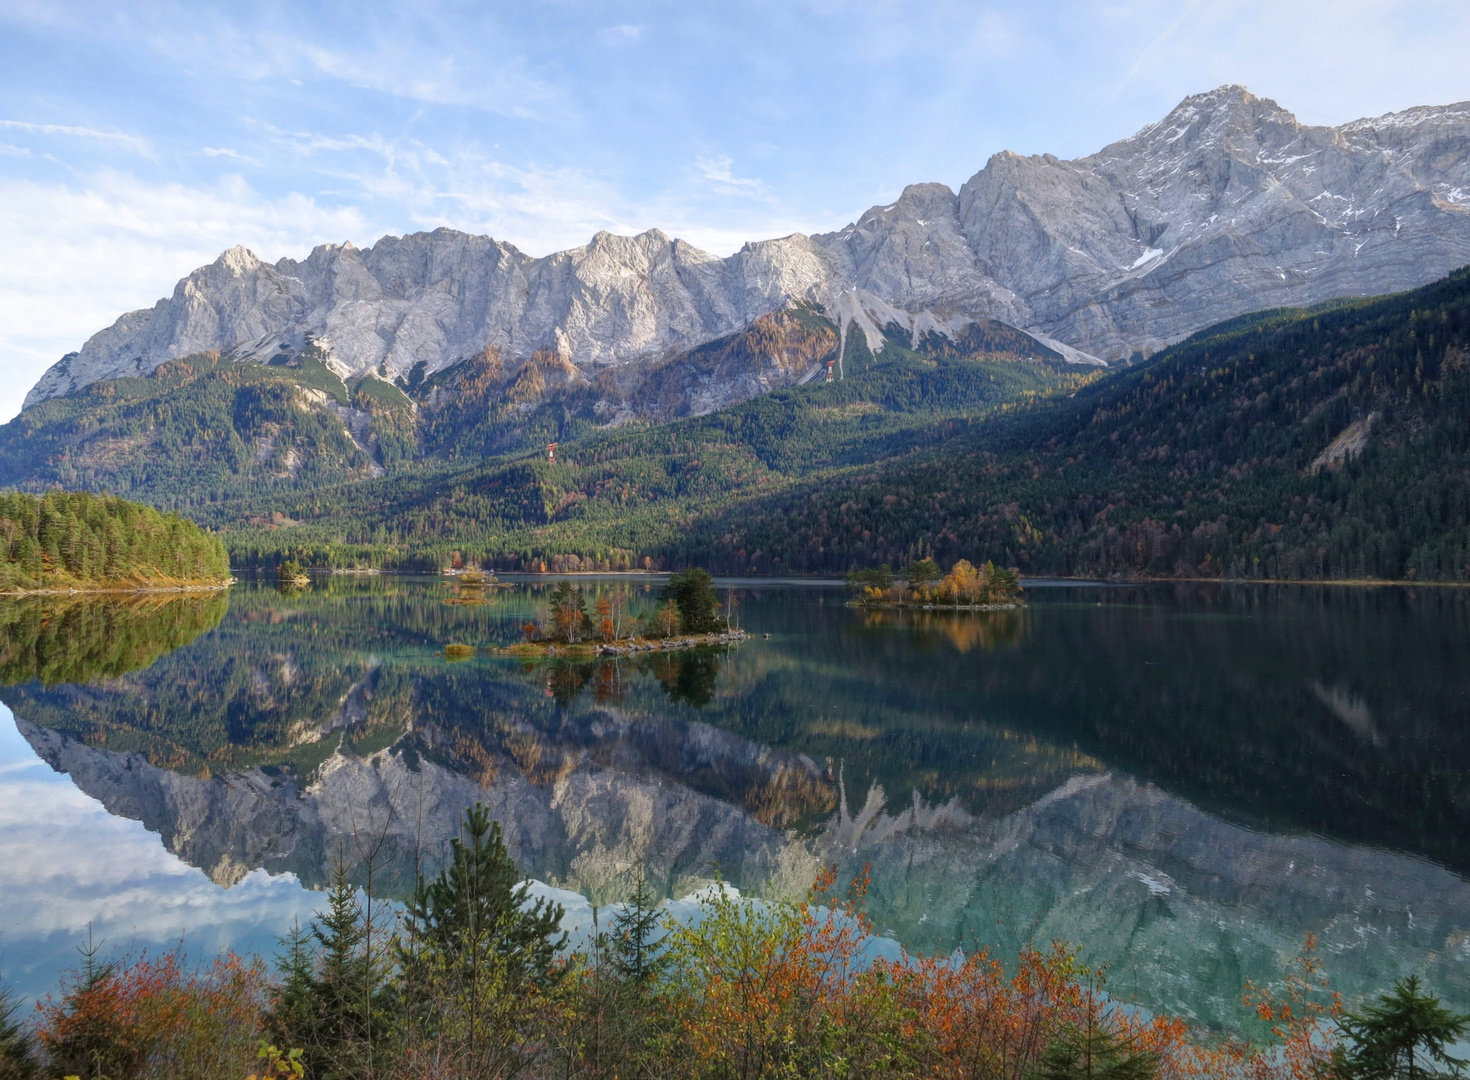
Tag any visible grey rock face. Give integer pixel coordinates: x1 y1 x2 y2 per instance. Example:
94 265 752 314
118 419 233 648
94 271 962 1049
949 88 1470 358
25 86 1470 407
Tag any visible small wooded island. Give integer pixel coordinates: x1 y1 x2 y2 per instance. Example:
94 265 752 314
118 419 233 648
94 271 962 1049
0 491 231 594
488 568 749 659
847 557 1024 609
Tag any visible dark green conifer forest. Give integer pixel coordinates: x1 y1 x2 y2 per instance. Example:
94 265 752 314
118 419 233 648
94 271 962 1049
0 491 230 591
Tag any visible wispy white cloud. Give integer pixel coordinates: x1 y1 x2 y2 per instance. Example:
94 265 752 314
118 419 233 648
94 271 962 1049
289 39 565 120
0 119 151 156
695 154 770 199
200 146 258 164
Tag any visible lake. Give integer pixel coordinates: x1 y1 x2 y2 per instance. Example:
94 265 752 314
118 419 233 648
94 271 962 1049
1 575 1467 1031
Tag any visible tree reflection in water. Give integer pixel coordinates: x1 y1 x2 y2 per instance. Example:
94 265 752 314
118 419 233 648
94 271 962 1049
861 606 1029 653
0 594 227 687
538 649 726 709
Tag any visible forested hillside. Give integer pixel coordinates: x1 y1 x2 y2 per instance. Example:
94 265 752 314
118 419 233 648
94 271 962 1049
221 349 1089 571
0 491 231 591
0 300 1071 529
688 270 1470 580
0 348 412 504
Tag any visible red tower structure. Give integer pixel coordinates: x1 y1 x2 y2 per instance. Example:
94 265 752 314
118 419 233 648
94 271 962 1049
547 441 558 463
825 359 835 382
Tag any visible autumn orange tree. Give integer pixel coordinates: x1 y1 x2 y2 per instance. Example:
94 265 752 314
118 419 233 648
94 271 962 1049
658 868 930 1080
36 943 268 1080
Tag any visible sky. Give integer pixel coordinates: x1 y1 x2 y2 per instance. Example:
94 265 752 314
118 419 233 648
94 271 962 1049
0 0 1467 421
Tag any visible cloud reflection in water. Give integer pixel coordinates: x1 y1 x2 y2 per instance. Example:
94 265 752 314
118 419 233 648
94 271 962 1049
0 707 321 1000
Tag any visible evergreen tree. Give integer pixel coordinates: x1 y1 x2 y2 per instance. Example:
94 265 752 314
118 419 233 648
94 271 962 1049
265 921 319 1062
845 564 895 591
402 804 565 990
265 863 390 1080
395 804 566 1072
311 865 381 1077
1330 975 1470 1080
988 561 1022 600
609 872 668 983
1030 1012 1160 1080
661 568 723 633
904 558 942 588
551 875 675 1080
0 982 38 1080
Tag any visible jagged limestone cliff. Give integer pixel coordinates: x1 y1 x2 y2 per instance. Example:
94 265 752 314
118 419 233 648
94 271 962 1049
25 87 1470 410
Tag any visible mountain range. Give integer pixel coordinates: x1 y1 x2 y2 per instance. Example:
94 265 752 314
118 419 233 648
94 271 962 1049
25 85 1470 408
3 85 1470 580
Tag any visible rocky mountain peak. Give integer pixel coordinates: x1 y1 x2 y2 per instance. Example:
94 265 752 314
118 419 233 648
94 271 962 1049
214 244 267 273
22 88 1470 410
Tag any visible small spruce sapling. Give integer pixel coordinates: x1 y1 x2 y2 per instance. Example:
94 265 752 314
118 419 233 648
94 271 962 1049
610 872 668 984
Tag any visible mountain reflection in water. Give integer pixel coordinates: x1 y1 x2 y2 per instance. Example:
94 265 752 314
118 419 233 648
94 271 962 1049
1 576 1467 1031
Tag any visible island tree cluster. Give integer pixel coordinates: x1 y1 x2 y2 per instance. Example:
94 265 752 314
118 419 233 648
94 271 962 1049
848 558 1023 607
522 570 726 644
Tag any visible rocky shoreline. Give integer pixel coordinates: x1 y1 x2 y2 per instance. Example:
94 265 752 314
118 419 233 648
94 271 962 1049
0 579 235 597
496 629 750 659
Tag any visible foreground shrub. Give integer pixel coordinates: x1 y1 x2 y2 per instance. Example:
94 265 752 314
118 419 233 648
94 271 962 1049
35 946 268 1080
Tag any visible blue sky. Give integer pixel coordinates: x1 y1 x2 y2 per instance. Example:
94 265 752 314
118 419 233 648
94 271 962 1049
1 0 1468 420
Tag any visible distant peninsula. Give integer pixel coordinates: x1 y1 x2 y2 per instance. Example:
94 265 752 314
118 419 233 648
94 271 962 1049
0 491 231 593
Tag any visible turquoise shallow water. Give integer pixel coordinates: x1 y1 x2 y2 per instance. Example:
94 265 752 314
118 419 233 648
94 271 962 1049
1 575 1467 1029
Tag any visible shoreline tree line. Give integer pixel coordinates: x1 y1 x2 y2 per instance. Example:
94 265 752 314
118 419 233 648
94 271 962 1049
0 492 229 593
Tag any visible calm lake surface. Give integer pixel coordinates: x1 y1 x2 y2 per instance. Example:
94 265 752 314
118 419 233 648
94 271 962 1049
1 576 1467 1030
